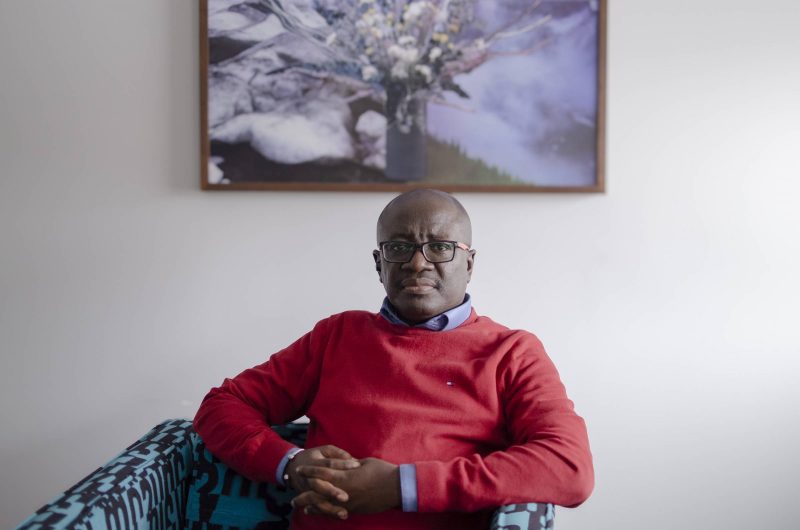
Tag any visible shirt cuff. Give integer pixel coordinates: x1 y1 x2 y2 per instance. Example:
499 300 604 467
399 463 418 512
276 447 303 485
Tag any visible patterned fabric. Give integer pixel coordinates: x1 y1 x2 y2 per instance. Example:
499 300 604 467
15 419 194 530
16 419 554 530
490 503 555 530
184 423 307 530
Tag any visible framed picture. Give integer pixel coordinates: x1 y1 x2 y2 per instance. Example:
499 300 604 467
200 0 606 192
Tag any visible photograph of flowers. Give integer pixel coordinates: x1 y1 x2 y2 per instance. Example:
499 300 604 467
201 0 605 192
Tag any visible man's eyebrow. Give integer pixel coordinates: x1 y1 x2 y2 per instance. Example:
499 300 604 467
384 233 451 241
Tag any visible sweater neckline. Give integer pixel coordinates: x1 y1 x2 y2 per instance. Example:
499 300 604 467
373 307 479 334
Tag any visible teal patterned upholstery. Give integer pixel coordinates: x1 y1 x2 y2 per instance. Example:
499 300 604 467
491 503 555 530
15 419 194 530
184 424 307 530
16 419 554 530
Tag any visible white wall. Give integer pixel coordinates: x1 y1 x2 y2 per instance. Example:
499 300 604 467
1 1 799 528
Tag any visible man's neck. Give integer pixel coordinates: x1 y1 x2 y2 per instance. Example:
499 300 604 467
379 294 472 332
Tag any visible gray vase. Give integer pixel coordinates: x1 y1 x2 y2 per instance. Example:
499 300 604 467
385 88 427 181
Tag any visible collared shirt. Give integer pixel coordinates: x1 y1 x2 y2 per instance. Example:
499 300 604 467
379 293 472 332
276 294 473 512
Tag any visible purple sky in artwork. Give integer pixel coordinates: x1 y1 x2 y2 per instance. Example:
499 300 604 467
427 1 599 186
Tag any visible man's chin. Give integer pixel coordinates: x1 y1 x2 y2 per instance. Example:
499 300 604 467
390 295 444 323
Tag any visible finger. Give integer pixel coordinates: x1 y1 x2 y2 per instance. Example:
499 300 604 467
306 477 349 503
319 445 355 460
316 457 361 470
304 504 343 519
296 465 341 482
293 499 322 517
292 491 348 520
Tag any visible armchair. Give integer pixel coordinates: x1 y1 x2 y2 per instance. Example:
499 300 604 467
15 419 555 530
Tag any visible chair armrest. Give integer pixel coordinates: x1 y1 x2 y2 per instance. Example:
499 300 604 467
491 503 555 529
15 419 194 530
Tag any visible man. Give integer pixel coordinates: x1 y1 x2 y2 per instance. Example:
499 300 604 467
193 189 593 529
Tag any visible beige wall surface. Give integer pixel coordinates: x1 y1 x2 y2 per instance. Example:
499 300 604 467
2 1 799 528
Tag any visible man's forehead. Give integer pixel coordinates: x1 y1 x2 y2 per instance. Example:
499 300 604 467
377 189 471 241
377 203 468 240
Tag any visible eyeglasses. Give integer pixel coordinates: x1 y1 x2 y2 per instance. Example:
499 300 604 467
378 240 471 263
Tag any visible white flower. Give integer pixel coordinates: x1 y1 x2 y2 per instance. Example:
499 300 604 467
357 12 380 30
398 35 416 47
428 46 442 61
361 65 379 81
414 64 432 83
388 44 418 63
391 62 409 79
403 1 430 23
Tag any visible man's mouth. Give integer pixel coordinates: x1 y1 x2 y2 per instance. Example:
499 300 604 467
400 278 438 294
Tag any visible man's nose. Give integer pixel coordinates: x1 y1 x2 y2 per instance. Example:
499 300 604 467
405 248 433 271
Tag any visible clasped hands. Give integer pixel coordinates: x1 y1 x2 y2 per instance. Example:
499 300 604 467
285 445 401 520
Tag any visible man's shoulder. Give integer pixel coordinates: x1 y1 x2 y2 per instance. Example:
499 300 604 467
469 313 544 348
312 310 378 329
471 312 535 335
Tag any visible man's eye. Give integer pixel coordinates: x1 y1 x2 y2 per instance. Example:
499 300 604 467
389 243 413 252
428 242 453 253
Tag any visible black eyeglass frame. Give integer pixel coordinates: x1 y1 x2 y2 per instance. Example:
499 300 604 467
377 240 472 264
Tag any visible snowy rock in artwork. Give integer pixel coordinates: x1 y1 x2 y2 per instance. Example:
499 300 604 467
232 15 286 42
208 157 225 184
212 102 354 164
212 34 329 107
355 110 387 169
284 0 327 29
208 11 253 34
356 110 386 140
208 0 245 15
268 32 332 67
208 73 253 128
208 1 271 38
362 151 386 170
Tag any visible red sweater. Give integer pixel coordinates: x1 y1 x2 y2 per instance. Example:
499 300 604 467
194 310 593 529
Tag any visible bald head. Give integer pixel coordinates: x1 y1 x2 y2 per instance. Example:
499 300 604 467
377 189 472 245
373 189 475 323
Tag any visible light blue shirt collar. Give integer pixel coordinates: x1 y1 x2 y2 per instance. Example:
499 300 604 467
379 293 472 331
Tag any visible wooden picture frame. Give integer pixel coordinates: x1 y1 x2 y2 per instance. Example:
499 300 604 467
200 0 606 192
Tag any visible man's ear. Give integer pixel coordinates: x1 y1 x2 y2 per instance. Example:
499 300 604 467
372 250 384 282
466 249 476 282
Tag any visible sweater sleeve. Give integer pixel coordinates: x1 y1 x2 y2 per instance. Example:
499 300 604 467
192 322 327 483
414 333 594 512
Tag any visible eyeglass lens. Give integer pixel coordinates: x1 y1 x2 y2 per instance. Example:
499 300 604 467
382 242 456 263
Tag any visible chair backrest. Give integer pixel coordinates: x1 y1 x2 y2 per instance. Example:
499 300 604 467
14 419 194 530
